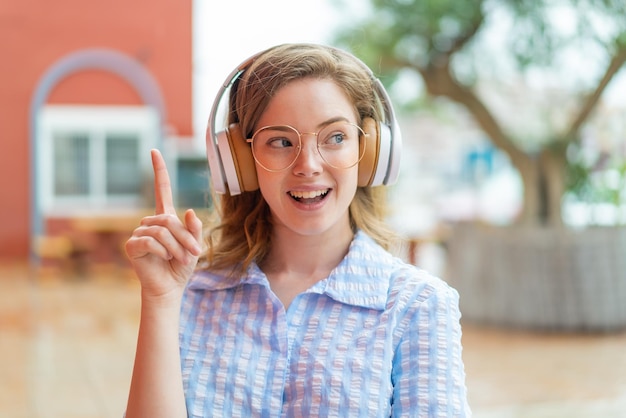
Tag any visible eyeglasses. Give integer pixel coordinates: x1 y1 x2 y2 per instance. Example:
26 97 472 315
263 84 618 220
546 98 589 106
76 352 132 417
247 121 367 172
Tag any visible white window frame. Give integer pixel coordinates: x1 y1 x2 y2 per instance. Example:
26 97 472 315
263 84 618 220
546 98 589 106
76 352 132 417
38 105 158 215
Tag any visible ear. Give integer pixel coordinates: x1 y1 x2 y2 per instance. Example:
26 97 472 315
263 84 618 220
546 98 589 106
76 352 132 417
225 123 259 192
358 117 380 187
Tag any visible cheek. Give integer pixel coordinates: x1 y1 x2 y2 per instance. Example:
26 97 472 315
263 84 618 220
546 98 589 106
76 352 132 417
341 166 360 192
256 169 282 201
343 170 360 207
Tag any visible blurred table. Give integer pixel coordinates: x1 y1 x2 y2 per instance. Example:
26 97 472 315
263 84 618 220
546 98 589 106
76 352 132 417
71 212 149 267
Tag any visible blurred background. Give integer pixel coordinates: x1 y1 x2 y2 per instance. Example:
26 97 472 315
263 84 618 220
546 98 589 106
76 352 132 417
1 0 626 416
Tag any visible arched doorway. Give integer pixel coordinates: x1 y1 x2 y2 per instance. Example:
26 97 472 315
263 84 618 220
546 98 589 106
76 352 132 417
30 48 167 260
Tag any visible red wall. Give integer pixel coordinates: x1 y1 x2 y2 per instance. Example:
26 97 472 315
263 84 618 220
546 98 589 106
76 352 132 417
0 0 192 259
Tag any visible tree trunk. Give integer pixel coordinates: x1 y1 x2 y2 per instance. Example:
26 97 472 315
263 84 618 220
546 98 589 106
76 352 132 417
513 147 568 226
513 153 542 225
539 147 568 226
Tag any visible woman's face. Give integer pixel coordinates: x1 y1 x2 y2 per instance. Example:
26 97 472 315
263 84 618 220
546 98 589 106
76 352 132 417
253 78 360 239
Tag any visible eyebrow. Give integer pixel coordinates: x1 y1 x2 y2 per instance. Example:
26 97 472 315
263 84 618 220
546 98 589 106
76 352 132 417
257 116 354 133
315 116 351 130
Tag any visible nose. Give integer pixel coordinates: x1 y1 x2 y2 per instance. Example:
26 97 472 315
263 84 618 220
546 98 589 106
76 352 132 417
292 135 323 176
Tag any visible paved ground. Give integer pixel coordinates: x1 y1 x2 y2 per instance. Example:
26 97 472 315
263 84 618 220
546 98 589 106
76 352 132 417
1 261 625 417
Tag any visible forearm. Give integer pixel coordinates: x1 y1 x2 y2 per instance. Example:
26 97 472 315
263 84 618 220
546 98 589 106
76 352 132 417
125 292 186 418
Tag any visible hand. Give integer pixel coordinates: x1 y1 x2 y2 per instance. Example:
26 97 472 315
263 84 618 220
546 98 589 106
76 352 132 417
125 149 203 302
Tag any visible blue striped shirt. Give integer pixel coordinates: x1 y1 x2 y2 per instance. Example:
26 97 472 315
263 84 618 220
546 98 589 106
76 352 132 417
179 231 470 417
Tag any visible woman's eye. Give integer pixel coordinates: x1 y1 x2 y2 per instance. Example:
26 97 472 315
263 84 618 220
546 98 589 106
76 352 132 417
323 132 346 146
268 137 294 148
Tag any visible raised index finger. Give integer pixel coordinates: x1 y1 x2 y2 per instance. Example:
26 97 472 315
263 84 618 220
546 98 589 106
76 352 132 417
151 149 176 215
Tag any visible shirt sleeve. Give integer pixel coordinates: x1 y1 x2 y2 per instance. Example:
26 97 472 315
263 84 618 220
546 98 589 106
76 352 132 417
390 281 471 417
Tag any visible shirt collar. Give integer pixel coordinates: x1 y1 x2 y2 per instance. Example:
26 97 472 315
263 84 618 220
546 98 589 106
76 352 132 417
187 231 395 310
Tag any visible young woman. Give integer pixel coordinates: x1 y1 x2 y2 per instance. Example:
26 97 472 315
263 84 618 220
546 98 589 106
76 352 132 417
124 43 470 417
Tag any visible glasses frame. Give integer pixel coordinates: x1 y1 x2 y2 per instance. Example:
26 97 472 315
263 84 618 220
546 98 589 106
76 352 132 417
246 122 367 172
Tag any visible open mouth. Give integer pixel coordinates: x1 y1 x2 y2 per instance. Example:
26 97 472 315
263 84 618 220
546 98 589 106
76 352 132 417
289 189 330 204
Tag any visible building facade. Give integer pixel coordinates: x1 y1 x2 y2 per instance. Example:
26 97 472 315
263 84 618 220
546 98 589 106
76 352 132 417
0 0 195 261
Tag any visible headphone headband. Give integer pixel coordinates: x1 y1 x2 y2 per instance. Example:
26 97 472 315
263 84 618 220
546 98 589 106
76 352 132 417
206 44 402 195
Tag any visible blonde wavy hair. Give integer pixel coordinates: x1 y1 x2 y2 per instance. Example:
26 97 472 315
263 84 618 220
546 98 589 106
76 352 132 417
202 43 398 276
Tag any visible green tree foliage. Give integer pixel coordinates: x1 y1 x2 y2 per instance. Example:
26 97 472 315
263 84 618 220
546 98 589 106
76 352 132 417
334 0 626 225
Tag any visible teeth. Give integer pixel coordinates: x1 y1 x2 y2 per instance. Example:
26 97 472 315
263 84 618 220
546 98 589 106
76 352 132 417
289 189 328 199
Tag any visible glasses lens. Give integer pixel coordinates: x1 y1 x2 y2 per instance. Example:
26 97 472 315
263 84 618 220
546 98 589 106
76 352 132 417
251 125 301 171
250 122 366 171
317 122 364 169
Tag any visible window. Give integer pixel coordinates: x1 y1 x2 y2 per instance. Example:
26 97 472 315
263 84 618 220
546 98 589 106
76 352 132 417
176 157 211 209
39 105 158 214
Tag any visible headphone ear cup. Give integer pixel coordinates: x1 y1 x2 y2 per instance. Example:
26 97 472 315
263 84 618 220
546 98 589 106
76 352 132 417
215 129 240 195
224 124 259 193
358 117 380 187
372 122 392 186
